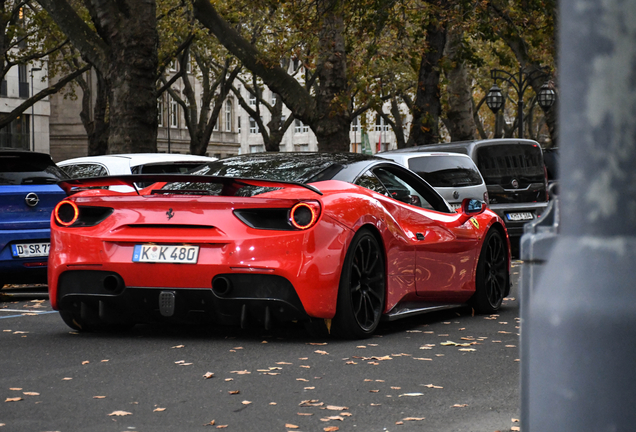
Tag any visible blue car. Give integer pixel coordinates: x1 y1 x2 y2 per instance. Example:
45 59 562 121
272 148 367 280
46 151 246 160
0 151 69 288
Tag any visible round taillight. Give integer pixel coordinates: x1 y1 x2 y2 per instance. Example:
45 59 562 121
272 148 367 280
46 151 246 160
289 202 319 230
54 201 79 226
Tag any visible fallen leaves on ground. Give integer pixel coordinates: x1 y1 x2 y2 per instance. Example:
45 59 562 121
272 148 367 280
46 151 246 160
153 407 166 412
398 393 424 397
23 392 39 396
323 427 339 432
93 396 106 399
203 372 214 379
285 424 299 429
229 390 240 395
315 350 329 355
108 410 132 416
452 404 468 408
171 345 184 349
324 405 348 411
423 384 443 389
230 370 250 375
403 417 425 421
242 400 252 405
5 397 22 402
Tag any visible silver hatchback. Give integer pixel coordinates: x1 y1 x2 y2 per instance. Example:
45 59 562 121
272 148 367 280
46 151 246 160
378 151 488 211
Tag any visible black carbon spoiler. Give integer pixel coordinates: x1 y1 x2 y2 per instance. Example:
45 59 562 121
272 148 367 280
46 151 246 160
57 174 323 196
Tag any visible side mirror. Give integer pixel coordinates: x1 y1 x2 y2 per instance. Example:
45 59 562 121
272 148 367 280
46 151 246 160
461 198 487 216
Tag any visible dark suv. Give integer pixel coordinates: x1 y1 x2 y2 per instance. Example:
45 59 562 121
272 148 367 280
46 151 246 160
0 151 69 287
382 139 549 256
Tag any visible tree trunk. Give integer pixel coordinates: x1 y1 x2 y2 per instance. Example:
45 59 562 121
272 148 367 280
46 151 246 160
77 69 109 156
444 29 476 142
37 0 159 154
409 20 447 146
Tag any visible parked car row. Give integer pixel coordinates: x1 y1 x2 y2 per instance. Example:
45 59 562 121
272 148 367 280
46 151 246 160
2 139 551 337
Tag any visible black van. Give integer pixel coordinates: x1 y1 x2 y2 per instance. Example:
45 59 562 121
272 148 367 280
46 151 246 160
380 139 549 255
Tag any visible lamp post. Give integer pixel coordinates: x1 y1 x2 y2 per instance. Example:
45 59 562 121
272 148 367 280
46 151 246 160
485 67 556 139
30 67 42 151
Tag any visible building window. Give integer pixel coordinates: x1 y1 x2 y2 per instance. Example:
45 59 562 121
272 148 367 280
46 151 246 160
249 117 259 134
271 92 278 105
169 60 177 72
249 93 257 106
294 144 309 152
350 117 360 132
157 99 164 127
294 119 309 133
249 145 264 153
170 97 178 128
375 114 389 131
238 116 241 133
0 115 29 150
225 100 232 131
18 65 28 98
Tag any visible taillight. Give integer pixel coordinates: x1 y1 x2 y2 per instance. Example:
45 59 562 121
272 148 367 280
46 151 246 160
54 201 79 226
289 201 320 230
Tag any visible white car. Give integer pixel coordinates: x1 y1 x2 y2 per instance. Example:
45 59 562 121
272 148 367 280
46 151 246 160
58 153 218 192
378 151 488 212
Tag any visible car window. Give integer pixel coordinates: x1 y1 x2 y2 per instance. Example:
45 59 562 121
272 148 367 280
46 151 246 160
63 163 108 179
135 163 208 174
407 155 483 187
373 168 434 210
0 153 69 185
355 170 390 196
373 166 451 213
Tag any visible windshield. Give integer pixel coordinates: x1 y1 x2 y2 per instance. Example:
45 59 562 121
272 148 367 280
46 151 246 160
0 153 69 185
408 155 483 187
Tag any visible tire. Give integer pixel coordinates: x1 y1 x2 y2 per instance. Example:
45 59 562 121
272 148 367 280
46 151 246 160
59 311 134 333
470 228 509 314
332 229 385 339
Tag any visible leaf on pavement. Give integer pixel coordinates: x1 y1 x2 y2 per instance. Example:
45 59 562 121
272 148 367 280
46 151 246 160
423 384 443 389
171 345 185 349
23 392 39 396
296 378 309 382
308 342 328 346
62 378 72 381
203 372 215 379
82 361 90 365
230 370 251 375
315 350 329 355
285 424 299 429
299 400 324 407
153 407 166 412
320 416 344 421
9 388 22 391
324 427 339 432
276 362 293 365
297 412 313 416
403 417 425 421
108 410 132 416
398 393 424 397
5 397 22 402
324 405 348 411
452 404 468 408
204 420 215 426
229 390 240 395
93 396 106 399
241 400 252 405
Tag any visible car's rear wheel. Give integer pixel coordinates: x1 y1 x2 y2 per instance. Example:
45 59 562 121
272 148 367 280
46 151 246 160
59 311 134 332
332 229 385 339
471 228 509 313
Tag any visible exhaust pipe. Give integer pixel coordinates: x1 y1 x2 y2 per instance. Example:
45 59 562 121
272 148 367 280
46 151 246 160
212 276 232 296
102 274 123 292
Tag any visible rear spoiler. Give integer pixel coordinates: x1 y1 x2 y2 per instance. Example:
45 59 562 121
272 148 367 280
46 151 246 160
57 174 323 196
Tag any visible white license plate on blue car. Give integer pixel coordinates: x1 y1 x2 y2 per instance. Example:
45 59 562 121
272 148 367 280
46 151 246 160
11 242 50 258
132 245 199 264
506 212 534 221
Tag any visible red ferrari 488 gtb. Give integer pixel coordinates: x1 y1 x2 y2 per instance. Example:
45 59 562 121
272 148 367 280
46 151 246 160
49 153 510 338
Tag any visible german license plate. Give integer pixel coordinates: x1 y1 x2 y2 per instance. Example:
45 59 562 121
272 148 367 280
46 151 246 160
132 245 199 264
11 242 50 258
506 212 534 221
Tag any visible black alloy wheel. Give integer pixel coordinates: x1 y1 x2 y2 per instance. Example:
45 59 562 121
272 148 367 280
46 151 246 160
471 228 509 313
332 229 385 339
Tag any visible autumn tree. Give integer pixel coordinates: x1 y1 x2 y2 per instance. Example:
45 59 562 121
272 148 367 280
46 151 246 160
37 0 159 154
0 0 89 130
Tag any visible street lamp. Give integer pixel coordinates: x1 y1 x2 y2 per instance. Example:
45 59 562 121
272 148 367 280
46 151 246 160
30 67 42 151
485 67 556 138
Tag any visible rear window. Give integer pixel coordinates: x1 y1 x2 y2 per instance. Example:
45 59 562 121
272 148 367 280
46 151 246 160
134 163 208 174
408 155 483 187
476 144 544 184
0 153 69 185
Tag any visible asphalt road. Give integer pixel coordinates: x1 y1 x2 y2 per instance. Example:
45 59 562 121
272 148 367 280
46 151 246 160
0 263 521 432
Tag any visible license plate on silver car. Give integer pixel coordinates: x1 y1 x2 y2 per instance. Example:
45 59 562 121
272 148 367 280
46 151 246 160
132 245 199 264
506 212 534 221
11 242 50 258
